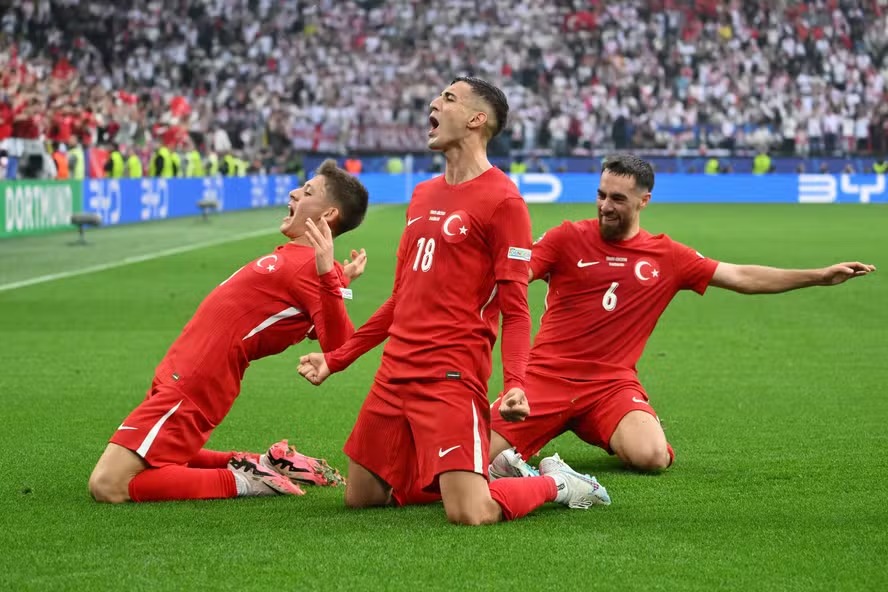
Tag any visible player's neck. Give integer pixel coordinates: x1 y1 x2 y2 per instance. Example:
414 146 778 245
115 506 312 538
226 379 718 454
441 144 492 185
289 234 312 248
603 222 642 243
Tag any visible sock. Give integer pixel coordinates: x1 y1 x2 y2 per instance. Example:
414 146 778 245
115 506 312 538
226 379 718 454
187 449 236 468
232 471 252 496
666 443 675 467
549 473 570 504
488 476 558 521
128 465 237 502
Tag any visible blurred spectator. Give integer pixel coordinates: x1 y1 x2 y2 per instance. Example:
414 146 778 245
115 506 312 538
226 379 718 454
509 156 527 174
527 154 549 173
752 149 772 175
386 156 405 174
427 153 444 173
0 0 886 166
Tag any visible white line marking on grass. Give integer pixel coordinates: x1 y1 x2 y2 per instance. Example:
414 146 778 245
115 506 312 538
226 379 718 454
0 228 275 293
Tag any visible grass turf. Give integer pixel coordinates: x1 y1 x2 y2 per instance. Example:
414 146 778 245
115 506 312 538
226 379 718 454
0 203 886 591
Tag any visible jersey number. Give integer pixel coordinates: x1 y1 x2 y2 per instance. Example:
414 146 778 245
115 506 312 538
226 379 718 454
412 237 436 272
602 282 619 311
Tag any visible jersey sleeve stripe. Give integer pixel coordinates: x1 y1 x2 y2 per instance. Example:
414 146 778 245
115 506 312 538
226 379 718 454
479 285 498 319
242 307 303 340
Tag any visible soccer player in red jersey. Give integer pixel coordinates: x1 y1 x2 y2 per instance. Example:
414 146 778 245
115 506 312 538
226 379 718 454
298 77 611 525
489 153 876 475
88 160 369 503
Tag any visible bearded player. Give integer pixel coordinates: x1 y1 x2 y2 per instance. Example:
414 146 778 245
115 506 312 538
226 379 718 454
489 153 876 477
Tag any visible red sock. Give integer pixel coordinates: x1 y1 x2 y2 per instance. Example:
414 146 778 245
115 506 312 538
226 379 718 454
666 443 675 467
128 465 237 502
187 449 236 468
488 476 558 521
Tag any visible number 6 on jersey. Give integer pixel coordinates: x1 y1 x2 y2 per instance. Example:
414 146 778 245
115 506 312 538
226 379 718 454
413 237 436 272
602 281 619 311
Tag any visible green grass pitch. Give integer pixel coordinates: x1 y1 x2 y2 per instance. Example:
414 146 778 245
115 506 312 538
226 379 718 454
0 203 886 591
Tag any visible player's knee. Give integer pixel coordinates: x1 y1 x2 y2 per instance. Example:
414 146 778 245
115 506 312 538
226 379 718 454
343 485 389 509
88 467 130 503
625 443 671 473
442 497 499 526
444 506 488 526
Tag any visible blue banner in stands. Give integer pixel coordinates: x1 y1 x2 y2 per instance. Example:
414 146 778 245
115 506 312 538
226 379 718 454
76 173 888 227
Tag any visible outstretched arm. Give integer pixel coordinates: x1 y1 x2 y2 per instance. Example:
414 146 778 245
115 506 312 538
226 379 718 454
298 296 395 385
325 296 395 372
498 280 531 422
709 261 876 294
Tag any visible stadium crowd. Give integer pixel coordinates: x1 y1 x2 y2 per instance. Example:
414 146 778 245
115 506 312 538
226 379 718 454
2 0 888 179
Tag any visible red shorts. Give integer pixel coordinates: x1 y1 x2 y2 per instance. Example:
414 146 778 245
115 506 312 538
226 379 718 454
344 379 490 504
109 376 219 468
491 371 662 458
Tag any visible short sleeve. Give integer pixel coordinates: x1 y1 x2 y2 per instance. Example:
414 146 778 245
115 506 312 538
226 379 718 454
489 197 533 284
671 240 719 294
530 220 571 280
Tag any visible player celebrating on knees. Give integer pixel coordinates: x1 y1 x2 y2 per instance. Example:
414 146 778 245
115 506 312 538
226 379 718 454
88 160 369 503
489 153 876 477
298 77 610 525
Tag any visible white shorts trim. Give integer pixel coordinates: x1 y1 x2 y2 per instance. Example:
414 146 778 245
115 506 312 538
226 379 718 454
471 400 483 474
136 400 183 458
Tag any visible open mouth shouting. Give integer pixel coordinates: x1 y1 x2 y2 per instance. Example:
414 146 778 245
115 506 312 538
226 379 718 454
283 201 295 223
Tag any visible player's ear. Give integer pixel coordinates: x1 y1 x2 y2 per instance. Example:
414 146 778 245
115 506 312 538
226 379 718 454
468 110 488 132
321 206 340 234
639 192 652 209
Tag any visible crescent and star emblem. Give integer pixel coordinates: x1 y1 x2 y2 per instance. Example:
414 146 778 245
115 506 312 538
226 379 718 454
633 260 660 281
255 254 280 273
442 214 468 237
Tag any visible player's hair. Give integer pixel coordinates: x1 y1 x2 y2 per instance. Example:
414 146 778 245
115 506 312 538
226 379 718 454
601 153 655 192
316 159 369 236
451 76 509 139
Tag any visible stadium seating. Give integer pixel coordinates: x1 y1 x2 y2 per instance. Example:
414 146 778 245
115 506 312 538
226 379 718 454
1 0 887 173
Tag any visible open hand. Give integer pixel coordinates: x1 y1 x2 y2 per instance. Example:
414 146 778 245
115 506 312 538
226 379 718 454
305 218 334 275
820 262 876 285
343 248 368 282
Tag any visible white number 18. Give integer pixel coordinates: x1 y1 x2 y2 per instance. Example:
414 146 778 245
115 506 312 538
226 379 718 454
412 237 436 272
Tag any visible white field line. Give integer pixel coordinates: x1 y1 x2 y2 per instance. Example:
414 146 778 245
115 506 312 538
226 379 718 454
0 228 275 293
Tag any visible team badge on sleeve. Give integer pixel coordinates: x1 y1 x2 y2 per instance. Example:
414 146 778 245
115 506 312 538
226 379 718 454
508 247 532 261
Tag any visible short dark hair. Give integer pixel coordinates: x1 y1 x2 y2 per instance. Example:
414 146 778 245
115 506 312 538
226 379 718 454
316 159 369 236
601 153 655 192
451 76 509 139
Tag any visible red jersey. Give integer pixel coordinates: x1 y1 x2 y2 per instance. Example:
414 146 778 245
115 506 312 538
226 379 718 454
528 219 719 381
329 167 532 394
155 242 354 423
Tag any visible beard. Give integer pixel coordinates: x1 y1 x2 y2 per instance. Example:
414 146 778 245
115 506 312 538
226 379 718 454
598 214 630 241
